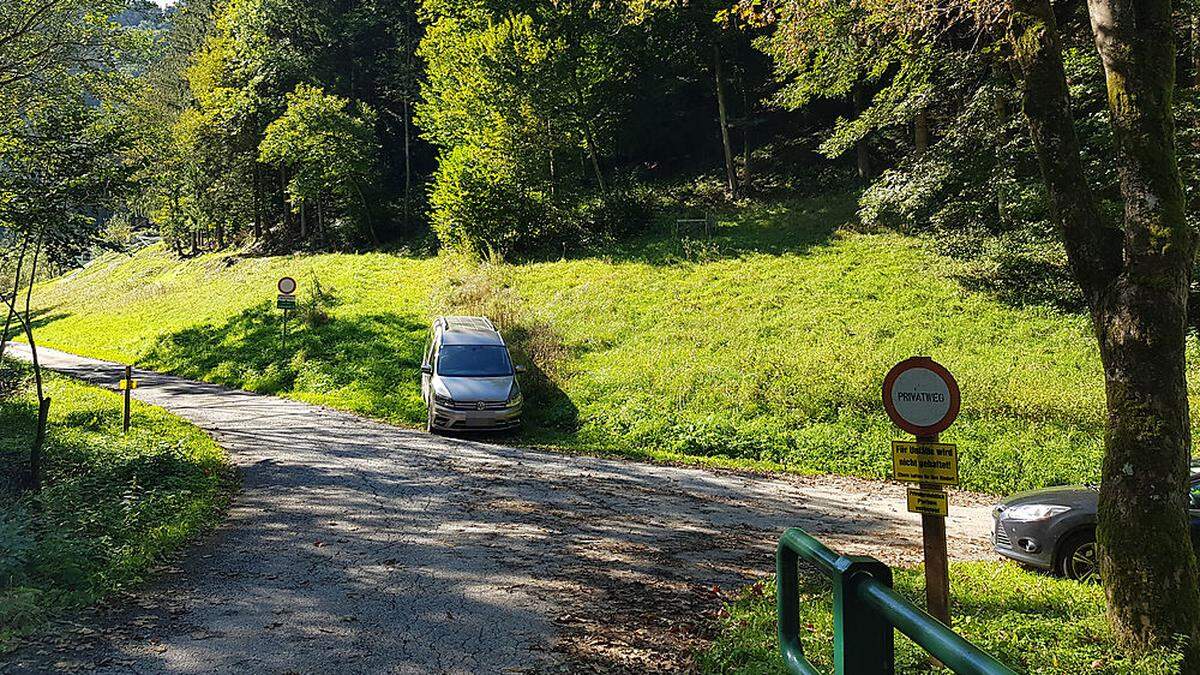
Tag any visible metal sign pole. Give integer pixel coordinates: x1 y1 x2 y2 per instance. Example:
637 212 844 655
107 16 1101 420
277 277 297 352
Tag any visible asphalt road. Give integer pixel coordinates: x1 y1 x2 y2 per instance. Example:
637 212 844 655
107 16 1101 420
2 344 995 673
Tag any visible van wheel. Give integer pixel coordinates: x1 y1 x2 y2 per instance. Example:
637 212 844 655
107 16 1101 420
1058 531 1099 582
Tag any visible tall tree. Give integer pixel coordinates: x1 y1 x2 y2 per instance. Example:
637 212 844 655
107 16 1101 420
1008 0 1200 662
0 0 144 490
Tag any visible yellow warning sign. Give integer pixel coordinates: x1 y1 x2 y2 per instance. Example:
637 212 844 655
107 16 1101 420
907 488 948 516
119 379 138 390
891 440 959 485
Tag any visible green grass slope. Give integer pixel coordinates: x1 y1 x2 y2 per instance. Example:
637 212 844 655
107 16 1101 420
26 194 1199 493
1 365 228 650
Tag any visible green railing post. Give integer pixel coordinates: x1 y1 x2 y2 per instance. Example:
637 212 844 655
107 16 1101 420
776 527 1017 675
776 531 822 675
833 556 894 674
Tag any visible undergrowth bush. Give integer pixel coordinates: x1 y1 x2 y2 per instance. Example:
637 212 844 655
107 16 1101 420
429 144 553 255
301 274 338 328
436 256 577 430
0 358 26 401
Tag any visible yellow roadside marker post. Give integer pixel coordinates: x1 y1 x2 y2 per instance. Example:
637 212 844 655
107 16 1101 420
119 365 138 433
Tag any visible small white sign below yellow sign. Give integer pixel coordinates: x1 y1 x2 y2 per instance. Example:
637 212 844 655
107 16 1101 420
906 488 948 516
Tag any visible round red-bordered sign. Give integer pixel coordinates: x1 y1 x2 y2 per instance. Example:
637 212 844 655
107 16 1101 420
278 277 297 295
882 357 960 436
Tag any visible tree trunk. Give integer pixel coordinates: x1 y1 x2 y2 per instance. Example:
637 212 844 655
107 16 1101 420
714 42 738 199
1087 0 1200 658
582 123 607 194
547 118 556 197
299 200 308 240
742 85 752 194
28 395 49 492
354 182 379 245
1009 0 1121 300
914 109 930 154
853 84 871 180
280 165 290 231
1011 0 1200 664
253 164 263 241
317 197 325 246
1192 15 1200 89
403 97 412 229
0 226 50 493
402 1 414 231
24 232 48 493
0 226 31 362
569 64 607 195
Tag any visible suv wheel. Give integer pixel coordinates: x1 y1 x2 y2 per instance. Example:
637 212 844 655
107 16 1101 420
1058 531 1099 582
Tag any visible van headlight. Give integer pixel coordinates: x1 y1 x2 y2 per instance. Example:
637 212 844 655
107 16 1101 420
507 382 523 406
1002 504 1071 522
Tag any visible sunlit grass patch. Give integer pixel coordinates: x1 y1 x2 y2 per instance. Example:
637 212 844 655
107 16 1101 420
25 192 1184 494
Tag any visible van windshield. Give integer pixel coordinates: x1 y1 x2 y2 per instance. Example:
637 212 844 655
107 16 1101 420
437 345 512 377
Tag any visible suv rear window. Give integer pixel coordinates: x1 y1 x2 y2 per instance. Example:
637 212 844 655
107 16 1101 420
437 345 512 377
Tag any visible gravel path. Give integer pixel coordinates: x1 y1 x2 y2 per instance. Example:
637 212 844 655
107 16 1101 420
3 345 996 674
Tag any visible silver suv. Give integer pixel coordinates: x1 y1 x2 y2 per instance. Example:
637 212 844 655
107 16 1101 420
421 316 524 432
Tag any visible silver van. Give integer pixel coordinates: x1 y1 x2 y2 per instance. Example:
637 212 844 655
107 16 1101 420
421 316 524 432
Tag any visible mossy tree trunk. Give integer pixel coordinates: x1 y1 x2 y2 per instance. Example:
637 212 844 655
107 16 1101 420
914 109 929 154
1088 0 1200 657
1011 0 1200 666
1192 15 1199 89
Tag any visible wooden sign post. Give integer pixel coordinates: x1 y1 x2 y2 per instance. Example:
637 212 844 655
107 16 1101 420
883 356 960 627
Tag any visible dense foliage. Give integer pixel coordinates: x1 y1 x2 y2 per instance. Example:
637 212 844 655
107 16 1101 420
0 0 1193 276
0 0 145 275
127 0 426 252
414 0 781 254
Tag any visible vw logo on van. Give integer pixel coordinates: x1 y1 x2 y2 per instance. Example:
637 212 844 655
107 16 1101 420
476 401 486 411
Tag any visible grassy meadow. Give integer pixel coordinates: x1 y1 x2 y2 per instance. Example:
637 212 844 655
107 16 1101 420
24 194 1188 494
0 365 228 650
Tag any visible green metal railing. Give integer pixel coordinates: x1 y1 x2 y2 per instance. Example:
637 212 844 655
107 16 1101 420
777 527 1017 675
